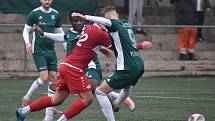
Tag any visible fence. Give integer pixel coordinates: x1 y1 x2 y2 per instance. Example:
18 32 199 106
0 23 215 77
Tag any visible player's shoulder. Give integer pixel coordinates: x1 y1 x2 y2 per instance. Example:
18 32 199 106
28 7 40 15
50 8 59 14
111 19 131 29
64 28 80 40
32 7 40 12
111 19 126 25
26 7 40 17
84 24 98 32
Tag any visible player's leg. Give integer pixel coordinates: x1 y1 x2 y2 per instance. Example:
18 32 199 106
57 68 94 121
56 64 93 120
86 68 117 121
86 68 102 93
95 70 137 119
17 89 68 121
22 54 49 106
22 70 49 106
44 81 63 120
43 55 60 121
108 90 135 112
111 86 131 109
95 80 115 121
106 69 143 112
57 92 93 121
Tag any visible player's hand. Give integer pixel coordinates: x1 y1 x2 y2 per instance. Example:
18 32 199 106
100 46 114 58
33 24 44 36
141 41 153 49
25 43 32 53
71 12 86 20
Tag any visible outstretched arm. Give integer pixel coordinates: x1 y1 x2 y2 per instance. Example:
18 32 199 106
72 12 112 27
33 24 65 42
54 27 67 50
137 41 153 49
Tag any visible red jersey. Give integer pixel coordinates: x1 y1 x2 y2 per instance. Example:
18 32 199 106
64 24 111 70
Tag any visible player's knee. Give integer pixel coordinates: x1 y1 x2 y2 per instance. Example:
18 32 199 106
82 94 93 106
51 95 64 106
89 78 99 93
49 74 57 82
40 74 49 82
39 70 49 82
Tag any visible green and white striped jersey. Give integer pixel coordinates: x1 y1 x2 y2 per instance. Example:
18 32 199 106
26 6 62 54
107 19 144 70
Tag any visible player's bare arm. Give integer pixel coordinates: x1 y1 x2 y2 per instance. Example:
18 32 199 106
33 24 44 36
33 24 65 42
137 41 153 49
100 46 114 58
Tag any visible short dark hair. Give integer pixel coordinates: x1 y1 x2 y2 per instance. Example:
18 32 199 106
69 10 84 22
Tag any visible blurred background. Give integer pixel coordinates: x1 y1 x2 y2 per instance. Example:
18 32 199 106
0 0 215 78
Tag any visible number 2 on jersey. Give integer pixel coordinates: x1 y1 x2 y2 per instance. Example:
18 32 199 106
77 33 88 46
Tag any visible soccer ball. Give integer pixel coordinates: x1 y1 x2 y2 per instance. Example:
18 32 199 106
188 114 205 121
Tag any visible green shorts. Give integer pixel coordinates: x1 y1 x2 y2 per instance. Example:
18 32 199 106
85 68 102 82
106 69 144 90
32 53 58 72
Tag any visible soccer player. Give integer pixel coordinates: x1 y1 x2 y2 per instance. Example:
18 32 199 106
72 6 149 120
22 0 64 120
16 16 112 121
34 10 138 117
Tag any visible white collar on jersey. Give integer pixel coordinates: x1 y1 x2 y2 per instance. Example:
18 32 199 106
69 25 86 33
39 6 52 13
69 28 79 33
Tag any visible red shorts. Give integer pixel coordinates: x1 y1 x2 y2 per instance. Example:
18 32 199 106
55 63 92 94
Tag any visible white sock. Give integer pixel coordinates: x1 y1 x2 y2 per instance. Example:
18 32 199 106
48 81 55 96
95 88 115 121
114 87 131 106
44 81 55 121
22 106 30 115
57 114 68 121
24 78 44 100
108 91 119 99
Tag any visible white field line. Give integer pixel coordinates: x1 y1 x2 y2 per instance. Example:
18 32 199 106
41 92 215 101
134 95 215 101
144 92 215 95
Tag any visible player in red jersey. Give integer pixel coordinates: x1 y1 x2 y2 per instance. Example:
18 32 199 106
16 22 111 121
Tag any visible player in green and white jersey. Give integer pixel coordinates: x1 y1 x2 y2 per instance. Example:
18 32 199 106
22 0 64 120
72 6 152 121
34 10 142 121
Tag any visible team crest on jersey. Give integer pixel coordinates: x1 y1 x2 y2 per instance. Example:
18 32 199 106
51 15 55 20
39 16 43 19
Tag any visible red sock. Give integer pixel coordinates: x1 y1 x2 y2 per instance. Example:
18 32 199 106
64 99 86 119
29 96 52 112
